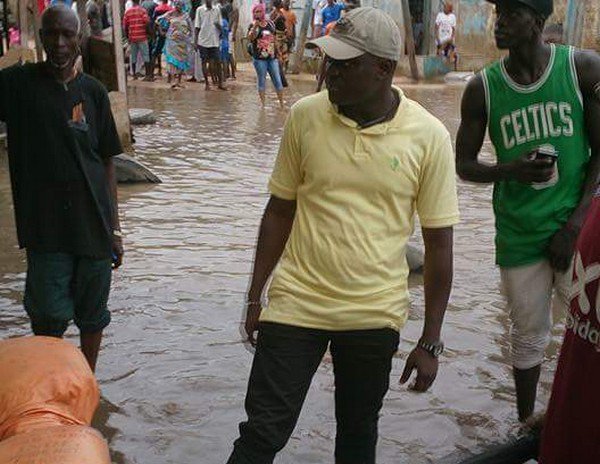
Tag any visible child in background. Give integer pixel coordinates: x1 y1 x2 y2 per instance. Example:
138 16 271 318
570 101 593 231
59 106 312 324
220 17 231 79
227 28 236 79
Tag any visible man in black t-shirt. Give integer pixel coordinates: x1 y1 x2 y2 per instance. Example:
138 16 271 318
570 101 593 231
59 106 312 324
0 4 123 372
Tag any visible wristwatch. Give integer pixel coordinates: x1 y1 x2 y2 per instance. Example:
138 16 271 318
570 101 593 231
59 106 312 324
417 339 444 358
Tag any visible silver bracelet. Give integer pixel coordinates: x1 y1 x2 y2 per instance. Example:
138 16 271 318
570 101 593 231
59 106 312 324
246 300 261 306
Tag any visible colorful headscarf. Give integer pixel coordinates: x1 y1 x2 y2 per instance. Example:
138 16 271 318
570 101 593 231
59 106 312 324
173 0 191 13
252 2 266 18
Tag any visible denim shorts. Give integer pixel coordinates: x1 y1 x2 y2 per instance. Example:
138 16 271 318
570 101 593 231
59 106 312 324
130 40 150 63
24 251 112 337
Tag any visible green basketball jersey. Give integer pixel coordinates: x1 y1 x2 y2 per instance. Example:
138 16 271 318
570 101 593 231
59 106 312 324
482 44 590 268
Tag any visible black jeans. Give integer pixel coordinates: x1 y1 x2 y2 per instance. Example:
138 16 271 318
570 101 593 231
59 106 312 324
227 322 400 464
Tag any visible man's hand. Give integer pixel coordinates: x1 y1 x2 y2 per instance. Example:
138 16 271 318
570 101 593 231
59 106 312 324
112 235 124 269
549 225 579 273
244 302 262 346
399 347 439 392
507 152 555 184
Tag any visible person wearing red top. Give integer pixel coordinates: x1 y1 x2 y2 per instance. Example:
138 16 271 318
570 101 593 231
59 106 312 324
123 0 153 81
539 187 600 463
154 0 172 18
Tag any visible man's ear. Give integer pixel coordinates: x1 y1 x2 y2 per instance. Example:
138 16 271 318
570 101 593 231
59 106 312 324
534 16 546 38
377 58 396 79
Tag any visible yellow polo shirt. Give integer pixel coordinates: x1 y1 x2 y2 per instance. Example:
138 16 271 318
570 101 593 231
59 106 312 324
262 88 459 332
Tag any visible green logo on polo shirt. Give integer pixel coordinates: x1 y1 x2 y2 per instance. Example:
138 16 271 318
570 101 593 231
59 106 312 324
390 156 400 172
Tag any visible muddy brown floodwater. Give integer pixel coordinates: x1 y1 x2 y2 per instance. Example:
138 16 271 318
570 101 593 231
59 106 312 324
0 77 565 463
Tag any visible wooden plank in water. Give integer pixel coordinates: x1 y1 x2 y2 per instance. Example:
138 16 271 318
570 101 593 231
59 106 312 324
109 91 133 153
18 0 28 47
111 0 127 93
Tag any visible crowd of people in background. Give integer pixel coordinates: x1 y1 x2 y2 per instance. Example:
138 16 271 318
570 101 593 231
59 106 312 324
119 0 353 98
1 0 372 99
121 0 240 89
121 0 304 95
0 0 460 77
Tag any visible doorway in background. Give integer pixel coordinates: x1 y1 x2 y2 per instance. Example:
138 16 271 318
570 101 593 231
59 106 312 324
408 0 434 55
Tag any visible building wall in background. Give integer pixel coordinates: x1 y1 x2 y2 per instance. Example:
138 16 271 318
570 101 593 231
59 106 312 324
582 0 600 50
453 0 499 71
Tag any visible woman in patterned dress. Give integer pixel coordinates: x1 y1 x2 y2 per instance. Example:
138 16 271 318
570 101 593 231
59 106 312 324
157 0 194 89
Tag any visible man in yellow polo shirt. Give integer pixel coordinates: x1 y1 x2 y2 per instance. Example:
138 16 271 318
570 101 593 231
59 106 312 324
227 8 459 464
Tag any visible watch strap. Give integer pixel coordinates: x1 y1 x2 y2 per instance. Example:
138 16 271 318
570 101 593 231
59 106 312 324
417 339 444 358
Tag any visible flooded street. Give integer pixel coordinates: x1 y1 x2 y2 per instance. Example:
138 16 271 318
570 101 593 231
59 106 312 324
0 76 564 463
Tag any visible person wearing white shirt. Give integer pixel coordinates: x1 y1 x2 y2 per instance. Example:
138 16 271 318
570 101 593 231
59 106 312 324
194 0 226 90
435 1 457 67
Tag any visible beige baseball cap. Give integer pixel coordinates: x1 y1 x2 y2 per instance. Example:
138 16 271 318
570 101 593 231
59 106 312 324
308 7 402 61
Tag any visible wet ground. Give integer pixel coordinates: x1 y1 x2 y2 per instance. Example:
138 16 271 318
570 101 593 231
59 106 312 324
0 74 564 463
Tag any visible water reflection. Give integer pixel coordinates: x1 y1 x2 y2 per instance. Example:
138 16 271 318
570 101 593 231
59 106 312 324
0 79 564 463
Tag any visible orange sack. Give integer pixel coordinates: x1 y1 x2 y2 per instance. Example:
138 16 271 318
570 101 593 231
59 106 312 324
0 336 110 464
0 425 111 464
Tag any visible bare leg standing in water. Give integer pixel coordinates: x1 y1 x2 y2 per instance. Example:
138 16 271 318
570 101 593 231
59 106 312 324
200 52 211 90
214 58 227 90
171 72 184 89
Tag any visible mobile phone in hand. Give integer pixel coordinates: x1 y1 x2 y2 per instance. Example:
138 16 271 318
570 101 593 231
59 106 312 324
531 145 559 190
535 145 558 165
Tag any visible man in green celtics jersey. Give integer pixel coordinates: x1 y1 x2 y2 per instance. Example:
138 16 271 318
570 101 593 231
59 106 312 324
456 0 600 422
